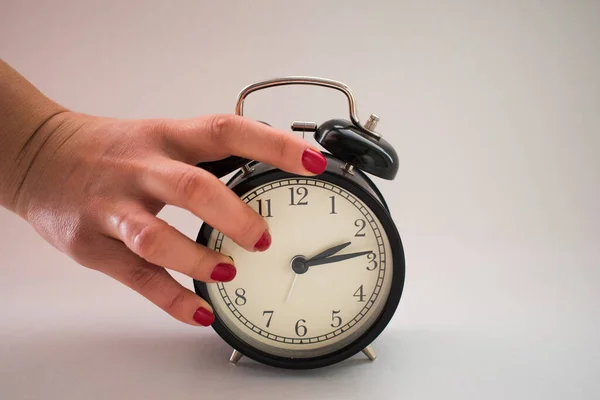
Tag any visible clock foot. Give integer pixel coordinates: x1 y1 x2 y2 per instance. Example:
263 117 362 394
229 349 243 364
362 345 377 361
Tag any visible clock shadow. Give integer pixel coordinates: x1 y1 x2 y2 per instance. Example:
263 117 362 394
2 328 407 399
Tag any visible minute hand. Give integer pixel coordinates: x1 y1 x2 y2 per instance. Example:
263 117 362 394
305 251 373 267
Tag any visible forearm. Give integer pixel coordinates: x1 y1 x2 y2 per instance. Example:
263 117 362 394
0 59 68 213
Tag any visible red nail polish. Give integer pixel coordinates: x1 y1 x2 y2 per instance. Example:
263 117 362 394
254 230 271 251
193 307 215 326
302 148 327 174
210 263 236 282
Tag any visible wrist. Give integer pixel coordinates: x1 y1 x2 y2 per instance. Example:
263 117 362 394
0 60 69 214
0 106 70 215
9 111 87 220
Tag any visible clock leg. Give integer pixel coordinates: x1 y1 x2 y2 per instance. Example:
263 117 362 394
229 349 243 364
362 345 377 361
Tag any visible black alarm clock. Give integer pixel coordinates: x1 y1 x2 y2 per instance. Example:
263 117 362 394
194 77 405 370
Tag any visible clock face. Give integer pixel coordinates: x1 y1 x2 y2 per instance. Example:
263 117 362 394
204 177 394 359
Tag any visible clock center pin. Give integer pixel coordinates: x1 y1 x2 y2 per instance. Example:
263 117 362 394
290 255 309 274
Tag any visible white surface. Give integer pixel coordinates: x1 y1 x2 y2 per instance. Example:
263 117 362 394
1 1 599 399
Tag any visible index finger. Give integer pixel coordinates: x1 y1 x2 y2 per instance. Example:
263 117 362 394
165 115 328 175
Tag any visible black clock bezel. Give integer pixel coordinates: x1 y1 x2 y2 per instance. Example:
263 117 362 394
193 159 405 370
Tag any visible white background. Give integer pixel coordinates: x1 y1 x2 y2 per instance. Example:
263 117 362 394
1 1 599 399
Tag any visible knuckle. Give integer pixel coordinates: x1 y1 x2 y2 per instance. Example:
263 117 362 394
164 292 188 316
114 210 133 236
208 115 236 138
174 168 203 201
114 210 164 260
133 120 157 138
207 115 245 147
131 222 164 260
63 220 91 257
150 119 174 137
179 171 219 208
272 133 291 160
64 233 87 258
188 252 210 279
126 121 161 148
129 265 162 292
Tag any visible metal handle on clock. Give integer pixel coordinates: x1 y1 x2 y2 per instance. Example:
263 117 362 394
235 76 381 141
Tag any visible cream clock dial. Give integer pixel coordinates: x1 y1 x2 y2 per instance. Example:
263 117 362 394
204 177 394 359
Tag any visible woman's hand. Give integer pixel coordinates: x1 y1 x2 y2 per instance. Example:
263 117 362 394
10 111 327 326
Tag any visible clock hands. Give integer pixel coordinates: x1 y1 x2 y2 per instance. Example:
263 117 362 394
305 241 351 262
285 242 373 302
305 250 373 267
290 242 371 275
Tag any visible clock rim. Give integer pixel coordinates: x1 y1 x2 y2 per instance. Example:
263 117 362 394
193 162 405 370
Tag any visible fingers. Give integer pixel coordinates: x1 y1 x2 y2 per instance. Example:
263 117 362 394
103 203 237 283
166 114 328 175
91 237 216 326
138 158 271 252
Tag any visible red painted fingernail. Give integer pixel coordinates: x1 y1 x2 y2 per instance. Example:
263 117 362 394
193 307 215 326
254 230 271 251
302 148 327 174
210 263 236 282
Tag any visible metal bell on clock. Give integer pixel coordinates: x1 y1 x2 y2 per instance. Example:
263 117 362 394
293 116 399 180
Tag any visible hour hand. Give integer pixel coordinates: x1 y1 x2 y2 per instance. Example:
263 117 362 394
306 251 372 267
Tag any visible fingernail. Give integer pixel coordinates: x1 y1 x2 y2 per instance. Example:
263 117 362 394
210 263 236 282
193 307 215 326
302 148 327 174
254 230 271 252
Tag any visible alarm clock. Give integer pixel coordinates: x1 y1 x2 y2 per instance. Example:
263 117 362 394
194 77 405 370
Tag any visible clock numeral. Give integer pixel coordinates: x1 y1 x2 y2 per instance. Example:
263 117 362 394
330 196 337 214
366 252 378 271
354 219 367 237
289 187 308 206
353 285 366 302
234 288 247 306
257 199 272 217
331 310 342 328
262 310 274 328
295 319 307 337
